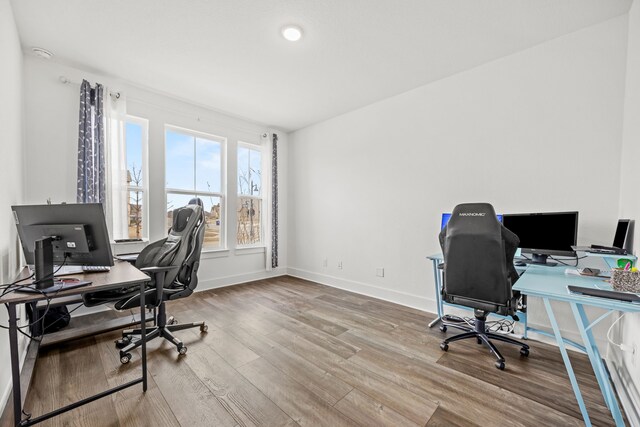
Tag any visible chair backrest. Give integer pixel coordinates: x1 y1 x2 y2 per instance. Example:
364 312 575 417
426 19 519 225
135 198 205 296
439 202 519 312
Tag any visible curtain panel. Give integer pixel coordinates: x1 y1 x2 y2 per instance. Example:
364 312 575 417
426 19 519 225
271 133 279 268
77 80 106 204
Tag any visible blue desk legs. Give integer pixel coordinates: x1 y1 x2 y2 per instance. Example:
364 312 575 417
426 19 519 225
543 298 592 426
429 259 443 327
571 303 625 426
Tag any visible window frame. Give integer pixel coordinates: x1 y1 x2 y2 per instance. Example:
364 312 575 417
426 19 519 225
164 124 227 251
236 141 265 248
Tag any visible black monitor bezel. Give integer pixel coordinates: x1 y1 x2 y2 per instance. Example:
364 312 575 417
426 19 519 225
12 203 114 267
502 211 579 258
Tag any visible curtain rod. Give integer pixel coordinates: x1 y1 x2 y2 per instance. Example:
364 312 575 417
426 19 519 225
58 75 272 136
59 75 120 99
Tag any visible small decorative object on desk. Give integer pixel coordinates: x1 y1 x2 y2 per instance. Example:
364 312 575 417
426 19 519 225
611 268 640 293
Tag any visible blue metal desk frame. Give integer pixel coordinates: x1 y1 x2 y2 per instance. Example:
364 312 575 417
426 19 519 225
513 255 639 427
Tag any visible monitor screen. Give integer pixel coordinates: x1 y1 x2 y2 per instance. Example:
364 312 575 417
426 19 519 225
502 211 578 258
12 203 114 267
613 219 631 249
441 212 503 230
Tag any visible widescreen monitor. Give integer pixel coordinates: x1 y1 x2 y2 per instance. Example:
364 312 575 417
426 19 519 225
12 203 114 267
441 212 503 230
502 211 578 266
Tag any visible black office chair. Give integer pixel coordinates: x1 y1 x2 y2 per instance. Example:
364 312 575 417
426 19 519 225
438 202 529 370
83 198 208 364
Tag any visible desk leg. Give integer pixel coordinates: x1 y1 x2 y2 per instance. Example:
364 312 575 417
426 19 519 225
140 283 147 392
543 298 591 426
8 303 22 427
429 259 443 328
571 303 624 426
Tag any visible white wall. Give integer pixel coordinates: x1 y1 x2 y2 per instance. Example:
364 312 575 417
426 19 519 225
288 17 628 341
0 0 25 413
614 1 640 425
23 58 288 293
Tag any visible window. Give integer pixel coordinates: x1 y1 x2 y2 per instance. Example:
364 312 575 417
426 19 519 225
237 144 262 246
109 116 148 240
165 127 225 249
126 121 145 239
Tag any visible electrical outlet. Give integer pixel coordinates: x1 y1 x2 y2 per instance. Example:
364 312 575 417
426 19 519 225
376 268 384 277
323 259 328 268
337 261 343 269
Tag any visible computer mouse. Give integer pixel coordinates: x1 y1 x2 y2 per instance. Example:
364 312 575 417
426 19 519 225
515 261 526 267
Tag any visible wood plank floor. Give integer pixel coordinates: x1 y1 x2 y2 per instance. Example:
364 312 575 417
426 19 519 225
1 276 620 426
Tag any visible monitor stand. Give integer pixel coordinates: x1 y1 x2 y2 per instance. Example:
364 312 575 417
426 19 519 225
526 253 557 267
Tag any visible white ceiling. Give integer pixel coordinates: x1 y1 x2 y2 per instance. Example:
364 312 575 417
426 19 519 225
11 0 632 131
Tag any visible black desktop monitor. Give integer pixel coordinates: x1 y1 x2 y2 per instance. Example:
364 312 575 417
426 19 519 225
502 211 578 266
12 203 114 287
613 219 633 250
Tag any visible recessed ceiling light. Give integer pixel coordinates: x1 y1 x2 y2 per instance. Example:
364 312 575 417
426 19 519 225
281 25 303 42
32 47 53 59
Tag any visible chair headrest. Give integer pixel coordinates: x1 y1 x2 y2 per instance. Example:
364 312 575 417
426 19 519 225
447 203 499 233
172 199 204 233
188 197 204 207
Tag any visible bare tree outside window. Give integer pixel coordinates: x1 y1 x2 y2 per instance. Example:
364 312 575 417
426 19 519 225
128 163 143 238
237 146 262 245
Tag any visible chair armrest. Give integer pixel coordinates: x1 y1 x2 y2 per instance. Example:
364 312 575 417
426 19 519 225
139 266 179 303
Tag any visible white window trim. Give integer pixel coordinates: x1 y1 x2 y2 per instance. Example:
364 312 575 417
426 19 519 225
164 124 227 251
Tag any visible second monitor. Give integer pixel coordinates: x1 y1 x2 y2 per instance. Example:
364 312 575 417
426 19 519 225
502 211 578 266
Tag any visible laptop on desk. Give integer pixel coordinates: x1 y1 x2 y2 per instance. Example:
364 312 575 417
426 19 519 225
573 219 633 255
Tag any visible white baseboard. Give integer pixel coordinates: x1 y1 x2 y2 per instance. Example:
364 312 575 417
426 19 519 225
197 267 288 291
287 267 437 313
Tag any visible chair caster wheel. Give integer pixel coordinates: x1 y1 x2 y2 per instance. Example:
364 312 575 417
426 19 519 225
520 348 530 357
477 337 482 345
168 316 178 325
200 324 208 333
120 353 132 364
440 325 447 333
178 346 188 355
440 343 449 351
495 361 505 370
115 336 131 349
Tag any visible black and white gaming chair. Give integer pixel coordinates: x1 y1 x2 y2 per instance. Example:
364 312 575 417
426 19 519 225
83 198 208 363
438 202 529 370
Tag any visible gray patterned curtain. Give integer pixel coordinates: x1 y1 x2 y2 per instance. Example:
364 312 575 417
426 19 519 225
271 133 279 268
77 80 105 204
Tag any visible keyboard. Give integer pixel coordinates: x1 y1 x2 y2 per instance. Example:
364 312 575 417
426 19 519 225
81 265 111 273
29 265 111 276
568 285 640 302
589 245 627 255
